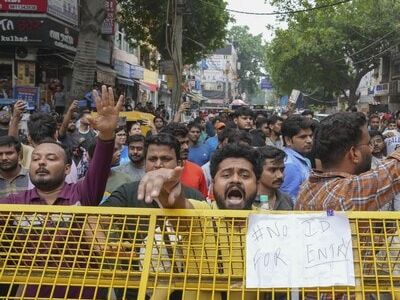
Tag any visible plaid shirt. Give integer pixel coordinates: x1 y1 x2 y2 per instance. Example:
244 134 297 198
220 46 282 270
0 166 29 199
296 151 400 211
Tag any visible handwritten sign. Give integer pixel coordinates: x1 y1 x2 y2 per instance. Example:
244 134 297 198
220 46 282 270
246 213 355 288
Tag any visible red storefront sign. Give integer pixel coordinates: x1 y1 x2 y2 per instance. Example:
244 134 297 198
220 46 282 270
0 0 47 12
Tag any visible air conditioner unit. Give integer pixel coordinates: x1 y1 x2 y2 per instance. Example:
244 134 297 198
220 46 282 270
15 47 37 61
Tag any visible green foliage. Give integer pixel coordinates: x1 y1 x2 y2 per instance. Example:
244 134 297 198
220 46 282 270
118 0 229 65
228 26 268 96
265 0 400 105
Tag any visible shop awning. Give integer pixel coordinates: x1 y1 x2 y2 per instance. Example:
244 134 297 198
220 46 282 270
140 80 158 92
117 76 134 86
96 64 116 86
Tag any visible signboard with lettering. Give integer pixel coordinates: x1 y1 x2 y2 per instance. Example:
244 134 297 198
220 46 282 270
102 0 116 35
130 65 144 79
17 62 35 86
0 17 78 52
47 0 78 26
13 86 39 110
246 213 355 288
0 0 47 12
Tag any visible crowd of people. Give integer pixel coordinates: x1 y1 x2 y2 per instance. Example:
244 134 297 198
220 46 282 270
1 85 400 298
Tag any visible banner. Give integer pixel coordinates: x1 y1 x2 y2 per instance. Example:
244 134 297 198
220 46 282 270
13 86 40 110
102 0 116 35
47 0 78 26
0 0 47 12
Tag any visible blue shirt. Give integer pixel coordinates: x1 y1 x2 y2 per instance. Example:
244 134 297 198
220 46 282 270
188 143 210 166
205 135 218 157
280 147 311 203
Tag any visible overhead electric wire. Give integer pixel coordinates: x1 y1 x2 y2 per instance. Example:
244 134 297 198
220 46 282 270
198 0 352 16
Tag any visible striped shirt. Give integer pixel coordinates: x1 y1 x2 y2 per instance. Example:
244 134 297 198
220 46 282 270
296 151 400 211
0 166 29 199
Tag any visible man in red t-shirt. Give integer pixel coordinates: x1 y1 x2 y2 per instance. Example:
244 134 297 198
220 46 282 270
162 123 208 197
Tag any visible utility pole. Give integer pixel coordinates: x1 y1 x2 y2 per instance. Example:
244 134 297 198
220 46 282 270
171 0 184 114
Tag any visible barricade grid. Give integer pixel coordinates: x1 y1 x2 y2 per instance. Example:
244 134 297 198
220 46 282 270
0 205 398 299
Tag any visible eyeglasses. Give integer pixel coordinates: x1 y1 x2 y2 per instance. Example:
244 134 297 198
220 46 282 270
116 133 127 137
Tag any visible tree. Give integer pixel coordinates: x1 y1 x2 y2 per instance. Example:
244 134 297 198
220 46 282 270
228 26 267 97
68 0 106 103
265 0 400 106
118 0 229 110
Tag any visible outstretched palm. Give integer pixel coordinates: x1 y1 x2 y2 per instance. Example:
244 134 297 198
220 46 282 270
89 86 124 137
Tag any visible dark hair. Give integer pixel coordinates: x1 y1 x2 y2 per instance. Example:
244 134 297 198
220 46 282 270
0 135 21 153
210 144 262 180
315 112 367 168
267 115 283 126
281 115 314 139
301 109 314 118
115 126 126 134
369 130 383 139
234 106 254 119
127 134 145 145
217 127 238 143
227 130 252 145
369 114 379 121
144 133 180 161
255 117 268 129
187 121 201 132
161 122 189 138
153 115 165 124
27 113 57 144
36 138 72 164
258 146 286 165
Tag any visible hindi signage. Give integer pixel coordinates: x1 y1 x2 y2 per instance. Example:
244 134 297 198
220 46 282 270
0 0 47 12
246 213 355 288
47 0 78 26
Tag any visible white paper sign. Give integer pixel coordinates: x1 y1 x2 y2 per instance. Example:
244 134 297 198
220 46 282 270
246 213 355 288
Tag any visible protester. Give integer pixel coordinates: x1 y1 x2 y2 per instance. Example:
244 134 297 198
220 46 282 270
233 106 254 132
102 133 205 208
257 146 293 210
53 85 66 115
296 112 400 211
77 110 97 151
187 121 210 166
369 130 386 169
194 116 207 143
368 113 380 131
113 134 146 182
114 126 129 166
280 115 314 202
265 115 283 148
250 116 269 147
204 119 225 157
129 121 142 136
0 135 29 198
0 86 123 298
146 115 165 137
301 109 314 120
161 122 208 197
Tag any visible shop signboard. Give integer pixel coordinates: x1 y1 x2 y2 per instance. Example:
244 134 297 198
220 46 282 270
114 60 131 78
0 16 78 52
130 65 144 79
0 0 47 12
13 86 39 110
47 0 78 26
102 0 116 35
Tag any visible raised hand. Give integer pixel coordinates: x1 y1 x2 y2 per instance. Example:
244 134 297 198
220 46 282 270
88 85 124 140
137 167 190 208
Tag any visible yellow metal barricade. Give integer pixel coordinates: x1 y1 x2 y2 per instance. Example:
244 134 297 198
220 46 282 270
0 205 399 299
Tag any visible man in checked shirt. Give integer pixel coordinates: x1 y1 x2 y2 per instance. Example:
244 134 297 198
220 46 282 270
296 111 400 211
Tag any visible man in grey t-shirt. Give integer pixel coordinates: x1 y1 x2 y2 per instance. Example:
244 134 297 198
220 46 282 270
113 134 145 182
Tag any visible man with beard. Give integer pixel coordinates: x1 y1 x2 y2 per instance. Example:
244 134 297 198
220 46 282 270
280 115 314 202
265 115 283 149
113 134 145 182
162 122 208 197
257 146 293 210
0 86 123 299
0 135 29 198
0 86 122 206
0 110 10 137
296 111 400 211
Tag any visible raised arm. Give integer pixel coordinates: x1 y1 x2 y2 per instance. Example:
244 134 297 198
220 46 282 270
8 100 25 138
58 100 77 138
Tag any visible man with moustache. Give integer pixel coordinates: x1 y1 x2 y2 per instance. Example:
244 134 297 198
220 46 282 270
296 112 400 211
0 86 123 299
280 115 314 202
257 146 293 210
114 134 145 182
162 122 208 197
0 135 29 198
